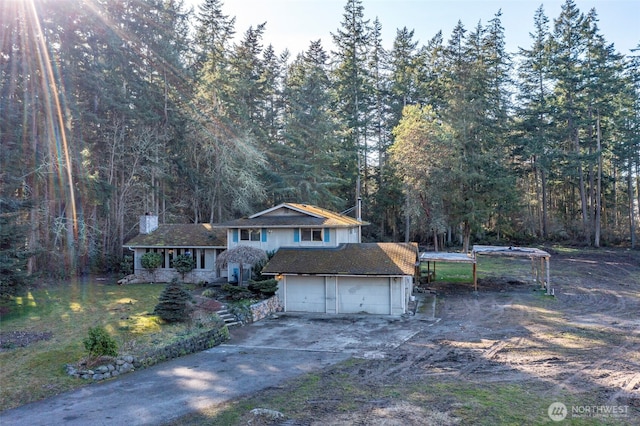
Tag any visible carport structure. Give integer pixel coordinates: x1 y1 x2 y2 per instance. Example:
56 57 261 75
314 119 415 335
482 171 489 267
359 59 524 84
419 245 551 293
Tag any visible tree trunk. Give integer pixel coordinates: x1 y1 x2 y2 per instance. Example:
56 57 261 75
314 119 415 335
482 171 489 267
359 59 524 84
433 229 439 252
629 167 636 249
576 143 589 244
462 221 471 253
613 166 618 230
541 168 548 238
594 115 602 247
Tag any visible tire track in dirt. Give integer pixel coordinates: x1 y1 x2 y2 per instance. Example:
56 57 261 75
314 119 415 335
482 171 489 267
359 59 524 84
405 250 640 410
322 248 639 425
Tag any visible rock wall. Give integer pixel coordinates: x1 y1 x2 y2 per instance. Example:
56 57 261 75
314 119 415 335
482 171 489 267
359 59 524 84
250 295 283 322
67 321 229 381
119 269 220 285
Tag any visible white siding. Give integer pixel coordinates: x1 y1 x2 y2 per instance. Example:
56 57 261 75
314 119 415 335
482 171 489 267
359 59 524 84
337 277 391 315
275 274 411 315
227 227 360 252
282 276 326 312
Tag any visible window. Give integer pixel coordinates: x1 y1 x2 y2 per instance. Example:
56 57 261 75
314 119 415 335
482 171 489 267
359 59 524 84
240 228 261 241
301 228 323 242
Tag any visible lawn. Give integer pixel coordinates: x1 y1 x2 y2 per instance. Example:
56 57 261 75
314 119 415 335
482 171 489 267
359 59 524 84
421 256 535 285
0 277 199 411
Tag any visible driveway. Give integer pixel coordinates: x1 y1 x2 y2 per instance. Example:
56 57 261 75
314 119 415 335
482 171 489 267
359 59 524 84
0 313 427 426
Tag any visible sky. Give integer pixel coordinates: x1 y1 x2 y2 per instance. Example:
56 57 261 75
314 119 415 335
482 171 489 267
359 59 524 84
187 0 639 58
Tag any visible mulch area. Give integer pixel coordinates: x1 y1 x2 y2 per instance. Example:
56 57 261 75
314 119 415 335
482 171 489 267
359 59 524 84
0 331 53 351
193 296 224 312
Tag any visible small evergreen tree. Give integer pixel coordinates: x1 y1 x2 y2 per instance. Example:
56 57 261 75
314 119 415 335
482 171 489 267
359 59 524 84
171 254 195 280
120 255 134 277
141 252 163 282
83 326 118 358
154 279 192 322
248 278 278 296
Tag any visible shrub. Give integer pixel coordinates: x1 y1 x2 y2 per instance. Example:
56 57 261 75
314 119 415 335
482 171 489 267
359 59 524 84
252 250 277 281
248 278 278 296
120 255 133 276
154 279 193 323
171 254 195 280
83 326 118 358
222 283 254 301
141 252 163 282
202 289 217 298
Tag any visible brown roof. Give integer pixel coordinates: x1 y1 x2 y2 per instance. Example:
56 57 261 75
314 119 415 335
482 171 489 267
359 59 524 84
262 243 418 276
125 224 226 248
214 203 367 228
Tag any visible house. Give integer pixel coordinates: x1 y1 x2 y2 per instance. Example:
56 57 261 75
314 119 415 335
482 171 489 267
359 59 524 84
212 203 365 281
261 243 418 315
123 204 418 316
122 214 227 284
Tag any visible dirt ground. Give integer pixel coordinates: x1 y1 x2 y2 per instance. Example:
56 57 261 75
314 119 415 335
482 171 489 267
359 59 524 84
229 248 640 425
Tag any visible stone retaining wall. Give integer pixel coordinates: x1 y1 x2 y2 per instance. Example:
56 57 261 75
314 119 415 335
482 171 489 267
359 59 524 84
250 295 283 322
67 321 229 381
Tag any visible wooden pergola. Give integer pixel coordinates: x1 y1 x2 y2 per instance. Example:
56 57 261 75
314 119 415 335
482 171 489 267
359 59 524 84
419 245 551 293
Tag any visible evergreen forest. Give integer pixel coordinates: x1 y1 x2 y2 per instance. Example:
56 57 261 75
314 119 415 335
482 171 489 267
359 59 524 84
1 0 639 291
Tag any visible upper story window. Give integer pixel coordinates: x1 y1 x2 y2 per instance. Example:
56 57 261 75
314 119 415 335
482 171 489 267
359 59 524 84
240 228 261 241
301 228 323 242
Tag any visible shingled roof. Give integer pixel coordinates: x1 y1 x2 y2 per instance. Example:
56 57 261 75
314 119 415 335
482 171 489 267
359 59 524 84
213 203 367 228
125 224 226 248
262 243 418 276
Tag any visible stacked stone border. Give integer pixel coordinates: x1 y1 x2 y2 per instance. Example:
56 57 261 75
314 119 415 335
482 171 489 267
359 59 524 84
66 321 229 381
249 295 283 323
66 296 282 381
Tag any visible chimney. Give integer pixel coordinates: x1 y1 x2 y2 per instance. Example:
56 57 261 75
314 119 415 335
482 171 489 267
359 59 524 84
139 213 158 234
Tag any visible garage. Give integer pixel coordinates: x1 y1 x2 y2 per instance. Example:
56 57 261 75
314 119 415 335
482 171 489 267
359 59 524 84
263 243 419 316
338 277 390 314
283 276 326 313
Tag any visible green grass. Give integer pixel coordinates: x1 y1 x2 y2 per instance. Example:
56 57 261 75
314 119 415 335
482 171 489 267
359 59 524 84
421 262 475 283
421 256 537 285
0 278 198 411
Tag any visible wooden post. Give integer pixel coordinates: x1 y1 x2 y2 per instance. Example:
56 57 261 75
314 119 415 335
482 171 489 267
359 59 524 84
546 257 551 295
473 262 477 292
531 257 536 286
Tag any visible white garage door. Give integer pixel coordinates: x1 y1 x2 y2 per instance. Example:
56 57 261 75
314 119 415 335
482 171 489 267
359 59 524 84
338 277 390 314
285 276 326 312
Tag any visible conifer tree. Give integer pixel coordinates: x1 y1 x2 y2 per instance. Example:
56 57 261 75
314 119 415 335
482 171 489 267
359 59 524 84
516 5 554 238
154 279 193 323
331 0 372 209
278 41 345 208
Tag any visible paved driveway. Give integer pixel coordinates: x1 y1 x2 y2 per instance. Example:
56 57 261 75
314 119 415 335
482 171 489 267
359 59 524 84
0 313 425 426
